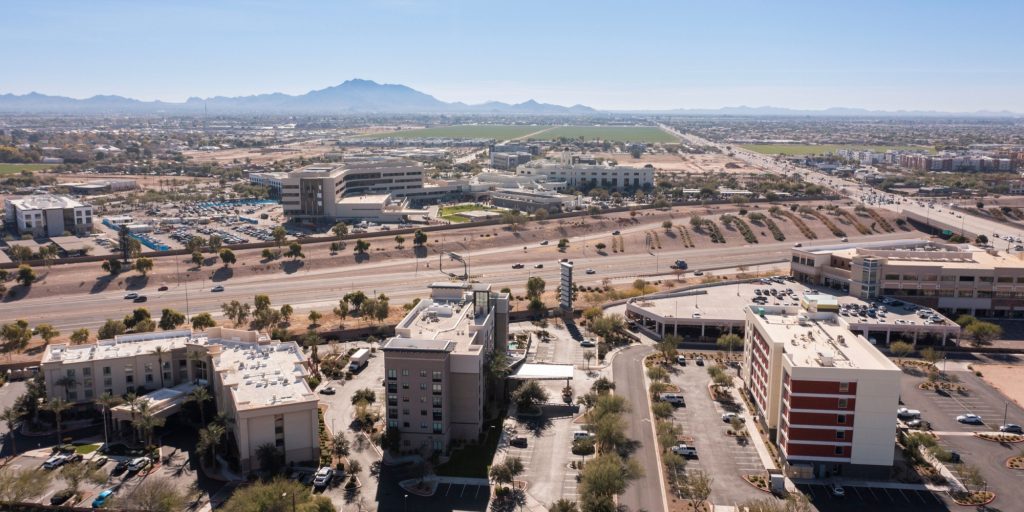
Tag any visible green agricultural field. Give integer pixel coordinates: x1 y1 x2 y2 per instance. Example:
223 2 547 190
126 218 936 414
536 126 677 143
362 125 548 140
740 144 934 156
0 163 58 175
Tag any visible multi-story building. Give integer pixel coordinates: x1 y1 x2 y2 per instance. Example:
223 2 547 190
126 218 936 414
743 305 900 479
791 239 1024 318
899 153 1016 172
490 152 533 170
4 194 93 237
516 161 653 191
490 188 578 213
381 282 509 455
40 328 319 472
248 171 289 195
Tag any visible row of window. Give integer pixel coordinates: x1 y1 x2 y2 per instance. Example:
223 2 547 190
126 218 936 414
882 288 1019 298
387 369 444 380
388 394 443 406
883 274 1024 283
386 419 443 433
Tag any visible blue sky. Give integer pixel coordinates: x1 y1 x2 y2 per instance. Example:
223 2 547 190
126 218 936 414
3 0 1023 111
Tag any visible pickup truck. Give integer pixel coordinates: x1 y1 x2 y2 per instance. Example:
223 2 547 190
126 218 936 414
671 444 697 457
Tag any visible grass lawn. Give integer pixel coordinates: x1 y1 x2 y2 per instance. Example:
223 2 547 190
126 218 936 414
362 125 547 140
74 443 101 454
536 126 677 143
740 144 935 156
435 417 503 478
0 163 58 175
439 203 497 223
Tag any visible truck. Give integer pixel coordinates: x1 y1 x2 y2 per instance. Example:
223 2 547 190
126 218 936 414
349 349 370 372
670 443 697 457
671 259 688 270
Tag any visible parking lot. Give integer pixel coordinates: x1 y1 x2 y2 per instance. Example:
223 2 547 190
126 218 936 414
664 358 772 507
796 483 952 511
503 405 581 505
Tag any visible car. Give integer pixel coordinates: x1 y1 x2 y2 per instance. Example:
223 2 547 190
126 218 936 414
573 431 594 441
906 419 927 429
956 414 983 425
793 242 802 247
111 460 128 476
670 444 697 457
510 436 528 448
676 355 686 365
312 466 334 489
50 488 75 505
123 292 139 299
539 240 549 245
318 386 336 395
585 268 596 274
127 457 150 472
611 230 621 235
1000 424 1023 434
829 484 846 497
534 264 544 269
722 412 744 423
211 285 225 292
840 237 849 242
897 407 921 419
695 357 705 366
157 284 169 291
66 453 83 463
93 456 109 468
43 454 67 469
580 339 596 348
133 295 148 303
692 270 704 276
92 488 115 508
512 263 524 269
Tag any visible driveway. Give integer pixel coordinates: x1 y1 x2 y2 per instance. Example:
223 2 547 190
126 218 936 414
615 345 664 512
796 483 951 511
666 360 773 507
506 404 580 506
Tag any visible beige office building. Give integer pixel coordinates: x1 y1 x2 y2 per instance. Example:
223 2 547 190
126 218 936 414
791 239 1024 318
381 283 509 455
40 328 319 472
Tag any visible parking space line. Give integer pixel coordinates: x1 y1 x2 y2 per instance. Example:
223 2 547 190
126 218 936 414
913 490 927 503
852 486 864 501
926 491 942 503
882 487 895 502
898 488 911 503
867 486 878 501
459 484 467 498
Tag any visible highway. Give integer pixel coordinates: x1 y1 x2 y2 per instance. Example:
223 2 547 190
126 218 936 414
671 128 1022 242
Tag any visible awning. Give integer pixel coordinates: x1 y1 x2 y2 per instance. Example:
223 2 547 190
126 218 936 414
509 363 574 381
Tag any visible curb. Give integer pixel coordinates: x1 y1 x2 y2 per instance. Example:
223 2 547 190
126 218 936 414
640 352 671 512
1005 456 1024 470
950 491 996 507
741 473 774 494
974 433 1024 443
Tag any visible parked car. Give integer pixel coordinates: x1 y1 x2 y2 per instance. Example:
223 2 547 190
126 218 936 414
93 456 109 468
956 414 983 425
580 339 596 347
539 240 549 245
127 457 150 472
534 264 544 269
695 357 705 366
692 270 704 276
211 285 225 292
1000 424 1023 434
658 393 685 406
722 412 744 423
897 407 921 419
92 489 115 507
66 453 83 463
510 436 528 448
157 284 169 291
611 230 620 235
50 488 75 505
123 292 139 299
111 460 128 476
670 444 697 457
573 431 594 441
585 268 596 274
43 454 67 469
318 387 336 395
906 419 927 429
676 355 686 365
312 467 334 489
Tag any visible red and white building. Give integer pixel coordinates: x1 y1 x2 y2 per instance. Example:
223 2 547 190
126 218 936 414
743 305 900 479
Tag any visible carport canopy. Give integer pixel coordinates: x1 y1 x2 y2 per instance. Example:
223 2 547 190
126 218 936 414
509 363 574 380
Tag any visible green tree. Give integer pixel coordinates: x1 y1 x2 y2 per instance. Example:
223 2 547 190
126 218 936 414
158 309 186 330
690 214 704 230
187 386 212 426
307 310 322 328
354 239 370 254
254 294 272 312
333 299 349 325
207 234 223 253
1 320 32 357
256 443 285 475
58 458 106 496
578 453 642 511
70 328 90 344
1 407 23 456
220 477 335 512
35 324 59 345
413 229 428 247
219 248 236 267
679 469 713 510
595 242 606 252
558 238 569 250
331 222 348 237
98 319 127 339
95 392 122 448
101 258 123 274
889 341 914 363
662 220 673 230
955 314 977 328
110 476 186 512
191 312 216 330
351 388 377 405
44 398 71 445
271 226 287 248
197 423 225 469
489 457 524 490
191 250 204 267
286 242 304 260
657 335 680 361
965 321 1002 346
8 246 32 265
526 276 546 299
512 380 549 411
15 265 35 286
134 257 154 276
717 333 744 357
394 235 405 248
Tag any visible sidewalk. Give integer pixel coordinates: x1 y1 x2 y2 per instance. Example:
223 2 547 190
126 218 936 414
729 386 777 471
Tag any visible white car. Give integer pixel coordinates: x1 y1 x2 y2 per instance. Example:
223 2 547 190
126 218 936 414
585 268 596 275
897 407 921 419
127 457 150 472
43 454 68 469
670 444 697 457
956 414 983 425
210 285 225 292
123 292 139 300
312 466 334 489
722 412 744 423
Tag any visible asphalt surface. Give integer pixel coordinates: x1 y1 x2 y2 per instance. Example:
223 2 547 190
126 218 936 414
615 344 664 512
796 482 951 512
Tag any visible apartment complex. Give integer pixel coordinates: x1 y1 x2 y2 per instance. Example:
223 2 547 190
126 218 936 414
743 305 900 479
40 328 319 472
4 194 93 236
381 282 509 455
899 153 1017 172
791 239 1024 318
516 161 653 191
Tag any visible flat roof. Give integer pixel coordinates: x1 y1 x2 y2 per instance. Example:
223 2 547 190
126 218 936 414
7 194 86 210
510 363 574 380
750 307 898 371
399 299 484 353
338 194 391 205
382 338 454 352
49 236 95 253
214 339 315 410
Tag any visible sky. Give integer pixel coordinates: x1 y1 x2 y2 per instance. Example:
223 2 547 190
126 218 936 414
3 0 1023 112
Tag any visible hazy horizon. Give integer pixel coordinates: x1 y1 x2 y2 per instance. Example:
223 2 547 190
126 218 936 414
3 0 1023 112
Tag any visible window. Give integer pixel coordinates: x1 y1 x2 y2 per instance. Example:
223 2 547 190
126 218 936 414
958 290 974 298
69 391 77 400
838 382 849 392
997 276 1013 283
959 276 975 282
403 422 410 428
145 374 154 383
836 431 845 440
388 420 398 428
144 363 153 372
402 369 410 376
402 408 410 415
836 414 847 424
104 377 112 387
420 383 426 390
66 369 76 378
838 398 848 409
433 396 442 407
433 422 443 433
420 409 427 416
387 369 397 380
125 375 134 385
835 446 844 455
980 276 994 283
884 274 900 281
421 423 427 430
940 275 955 282
432 384 442 395
419 370 427 377
388 408 398 418
103 366 111 375
83 368 91 377
432 371 442 381
401 383 409 390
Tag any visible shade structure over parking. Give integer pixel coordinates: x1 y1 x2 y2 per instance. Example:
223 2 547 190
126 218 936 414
509 363 574 380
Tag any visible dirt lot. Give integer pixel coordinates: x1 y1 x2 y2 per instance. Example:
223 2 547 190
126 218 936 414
39 172 219 190
975 363 1024 408
589 151 771 175
183 140 336 165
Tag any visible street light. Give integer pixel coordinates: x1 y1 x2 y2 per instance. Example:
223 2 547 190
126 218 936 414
281 492 295 512
404 494 409 512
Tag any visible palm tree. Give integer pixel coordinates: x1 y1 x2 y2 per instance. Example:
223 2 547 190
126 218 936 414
95 393 122 448
199 423 225 469
123 393 141 443
132 401 165 448
1 406 23 456
187 386 211 425
54 375 77 401
151 346 166 389
44 399 71 445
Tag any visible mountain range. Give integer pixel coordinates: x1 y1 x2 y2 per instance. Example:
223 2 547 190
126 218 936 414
0 79 1019 117
0 79 597 115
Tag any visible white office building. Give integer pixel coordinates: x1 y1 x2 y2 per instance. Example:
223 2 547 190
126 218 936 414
4 195 93 237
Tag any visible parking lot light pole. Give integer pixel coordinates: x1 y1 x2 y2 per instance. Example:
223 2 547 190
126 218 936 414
1004 402 1009 428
